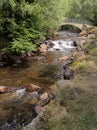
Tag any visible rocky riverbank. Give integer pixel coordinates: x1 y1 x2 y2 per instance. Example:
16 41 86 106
0 28 97 130
23 28 97 130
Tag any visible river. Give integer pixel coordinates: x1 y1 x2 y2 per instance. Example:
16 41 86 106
0 31 78 130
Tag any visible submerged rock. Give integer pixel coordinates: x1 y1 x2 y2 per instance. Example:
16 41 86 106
59 56 69 61
15 88 26 98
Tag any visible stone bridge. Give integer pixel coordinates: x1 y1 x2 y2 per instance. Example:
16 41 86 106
61 18 94 31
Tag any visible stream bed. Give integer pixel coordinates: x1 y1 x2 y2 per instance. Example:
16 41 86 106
0 31 78 130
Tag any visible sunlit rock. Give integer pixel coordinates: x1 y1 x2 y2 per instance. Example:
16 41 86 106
37 92 50 107
0 86 18 93
38 44 48 53
78 31 87 37
25 83 41 92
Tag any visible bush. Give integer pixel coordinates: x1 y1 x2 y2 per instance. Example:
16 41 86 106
72 61 88 72
2 38 36 55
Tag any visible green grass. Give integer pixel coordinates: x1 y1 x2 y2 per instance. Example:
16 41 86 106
85 41 97 56
60 111 97 130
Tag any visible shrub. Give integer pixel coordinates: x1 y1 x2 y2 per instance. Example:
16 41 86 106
2 38 36 55
72 61 88 72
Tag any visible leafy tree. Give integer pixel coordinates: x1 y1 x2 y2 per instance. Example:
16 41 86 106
64 0 97 25
0 0 65 55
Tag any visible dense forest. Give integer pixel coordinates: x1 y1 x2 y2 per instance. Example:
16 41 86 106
0 0 97 55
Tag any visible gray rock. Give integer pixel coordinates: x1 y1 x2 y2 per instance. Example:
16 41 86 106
63 68 74 80
87 34 95 39
22 111 44 130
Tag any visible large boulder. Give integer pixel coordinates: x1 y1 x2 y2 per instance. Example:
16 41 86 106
71 51 85 61
25 83 41 92
0 86 19 93
77 39 86 51
0 86 10 93
37 92 50 107
34 92 55 114
78 31 87 37
87 34 95 39
48 42 55 48
38 44 48 53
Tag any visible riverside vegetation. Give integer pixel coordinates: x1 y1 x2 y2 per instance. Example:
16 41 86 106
1 0 97 130
0 0 97 57
35 29 97 130
0 0 65 56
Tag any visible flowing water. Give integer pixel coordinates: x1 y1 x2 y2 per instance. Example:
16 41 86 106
0 31 78 130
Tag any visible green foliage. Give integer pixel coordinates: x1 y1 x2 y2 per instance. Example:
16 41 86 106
10 38 36 54
64 0 97 25
2 38 36 54
0 0 65 54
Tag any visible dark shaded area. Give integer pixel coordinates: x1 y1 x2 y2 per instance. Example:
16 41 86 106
60 25 81 33
0 103 37 130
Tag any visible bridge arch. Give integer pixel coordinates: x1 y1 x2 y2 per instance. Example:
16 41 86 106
61 18 93 31
60 24 82 32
